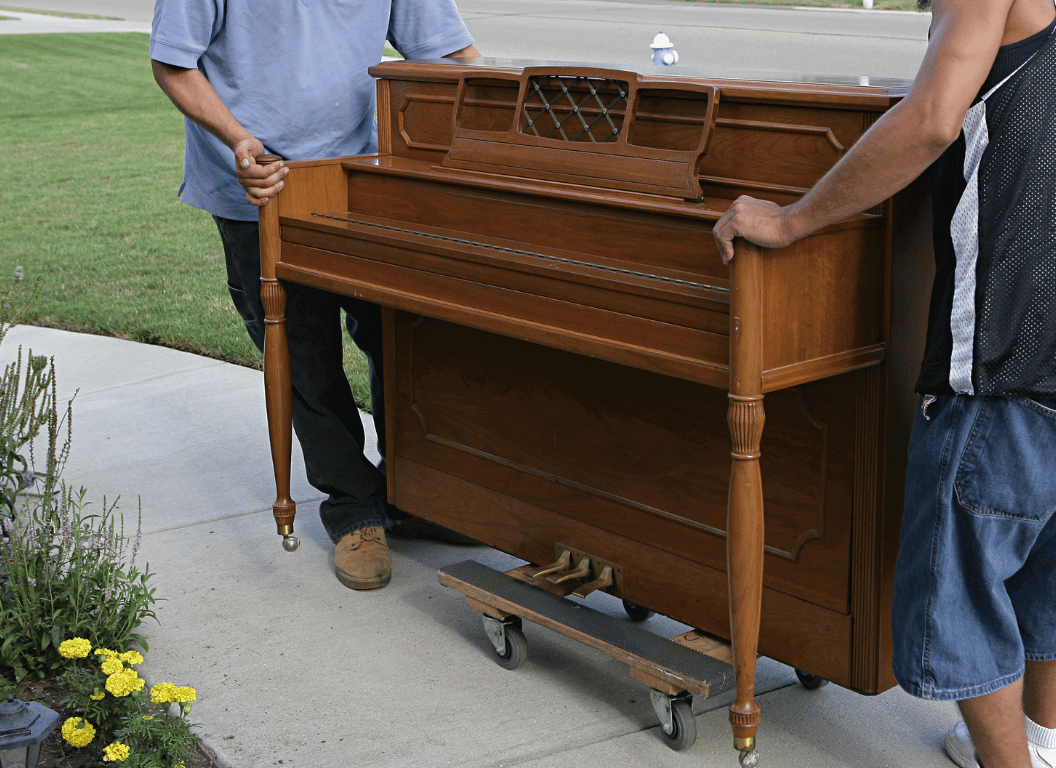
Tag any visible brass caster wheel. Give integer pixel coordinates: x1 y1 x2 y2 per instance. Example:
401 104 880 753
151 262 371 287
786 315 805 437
738 747 760 768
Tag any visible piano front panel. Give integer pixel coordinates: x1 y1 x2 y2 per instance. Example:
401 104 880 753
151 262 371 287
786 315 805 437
392 314 858 605
699 101 869 201
388 312 874 684
376 62 894 206
384 77 459 160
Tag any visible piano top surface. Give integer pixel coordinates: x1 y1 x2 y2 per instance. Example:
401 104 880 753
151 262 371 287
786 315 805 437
371 56 913 99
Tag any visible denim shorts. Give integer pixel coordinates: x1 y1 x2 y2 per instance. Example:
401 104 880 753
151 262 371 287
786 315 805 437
892 394 1056 701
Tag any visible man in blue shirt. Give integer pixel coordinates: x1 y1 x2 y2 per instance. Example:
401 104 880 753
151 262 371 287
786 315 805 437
150 0 478 590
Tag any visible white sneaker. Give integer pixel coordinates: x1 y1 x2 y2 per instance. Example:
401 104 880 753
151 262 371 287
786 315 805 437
945 722 980 768
945 721 1056 768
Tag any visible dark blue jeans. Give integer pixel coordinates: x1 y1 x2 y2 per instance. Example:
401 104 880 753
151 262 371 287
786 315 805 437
892 394 1056 700
214 215 392 542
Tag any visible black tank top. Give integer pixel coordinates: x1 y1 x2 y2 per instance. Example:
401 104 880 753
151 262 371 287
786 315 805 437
916 17 1056 397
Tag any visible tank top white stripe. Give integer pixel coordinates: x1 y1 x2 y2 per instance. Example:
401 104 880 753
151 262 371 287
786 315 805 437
947 60 1037 394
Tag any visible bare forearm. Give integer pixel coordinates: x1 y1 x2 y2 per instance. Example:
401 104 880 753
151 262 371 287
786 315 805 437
712 0 1017 263
151 60 254 151
782 98 954 241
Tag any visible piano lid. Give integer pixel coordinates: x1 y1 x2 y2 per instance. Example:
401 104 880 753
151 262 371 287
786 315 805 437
371 57 913 102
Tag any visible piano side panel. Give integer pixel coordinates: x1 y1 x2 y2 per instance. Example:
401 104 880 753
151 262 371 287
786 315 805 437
391 314 859 616
759 223 887 380
273 158 354 220
850 178 934 693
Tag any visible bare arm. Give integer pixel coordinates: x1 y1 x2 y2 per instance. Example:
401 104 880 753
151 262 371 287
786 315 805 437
151 60 287 206
444 44 481 59
712 0 1018 263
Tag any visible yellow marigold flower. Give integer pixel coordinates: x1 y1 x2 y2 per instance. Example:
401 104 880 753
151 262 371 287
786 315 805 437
102 741 131 762
61 717 96 748
59 638 92 658
105 669 144 698
94 648 120 660
90 692 105 701
150 682 177 704
100 658 124 676
173 686 197 703
119 650 144 666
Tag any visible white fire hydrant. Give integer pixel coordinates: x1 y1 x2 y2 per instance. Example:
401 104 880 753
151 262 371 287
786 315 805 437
651 32 679 67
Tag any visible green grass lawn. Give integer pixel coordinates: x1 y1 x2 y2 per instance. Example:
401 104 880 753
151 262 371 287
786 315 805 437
0 33 371 403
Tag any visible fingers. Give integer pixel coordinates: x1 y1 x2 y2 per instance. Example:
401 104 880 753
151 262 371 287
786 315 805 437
713 218 735 265
713 201 741 265
239 162 288 206
233 137 264 172
233 142 288 207
712 196 792 263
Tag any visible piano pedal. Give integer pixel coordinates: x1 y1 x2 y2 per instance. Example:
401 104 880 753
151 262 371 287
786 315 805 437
546 555 591 585
523 549 571 579
572 564 613 598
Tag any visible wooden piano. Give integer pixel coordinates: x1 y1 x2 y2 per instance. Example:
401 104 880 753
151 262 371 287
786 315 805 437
260 59 933 763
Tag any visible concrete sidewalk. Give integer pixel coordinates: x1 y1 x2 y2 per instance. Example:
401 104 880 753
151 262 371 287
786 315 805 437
1 325 961 768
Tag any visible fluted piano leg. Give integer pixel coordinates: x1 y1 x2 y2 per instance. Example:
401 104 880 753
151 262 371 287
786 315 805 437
727 240 764 767
727 393 764 766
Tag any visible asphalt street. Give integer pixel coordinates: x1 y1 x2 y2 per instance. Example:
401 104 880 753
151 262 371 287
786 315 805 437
8 0 930 79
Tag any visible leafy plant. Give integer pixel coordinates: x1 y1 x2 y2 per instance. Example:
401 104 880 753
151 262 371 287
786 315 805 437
0 268 158 679
0 267 53 516
0 489 157 679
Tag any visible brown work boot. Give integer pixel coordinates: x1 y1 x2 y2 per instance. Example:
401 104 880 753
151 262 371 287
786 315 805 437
334 526 391 590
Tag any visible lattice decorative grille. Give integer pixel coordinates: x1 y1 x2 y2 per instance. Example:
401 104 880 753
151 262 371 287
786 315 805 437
521 75 629 143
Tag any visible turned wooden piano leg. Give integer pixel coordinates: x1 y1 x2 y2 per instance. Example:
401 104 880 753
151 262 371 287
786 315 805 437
260 194 298 552
727 393 764 766
727 241 764 767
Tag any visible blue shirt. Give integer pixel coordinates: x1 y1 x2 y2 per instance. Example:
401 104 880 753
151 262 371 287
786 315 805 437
150 0 474 220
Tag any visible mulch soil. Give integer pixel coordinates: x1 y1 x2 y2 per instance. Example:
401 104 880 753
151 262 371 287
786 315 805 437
9 677 222 768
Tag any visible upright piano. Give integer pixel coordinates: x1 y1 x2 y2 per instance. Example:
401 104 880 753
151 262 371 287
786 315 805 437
259 59 933 762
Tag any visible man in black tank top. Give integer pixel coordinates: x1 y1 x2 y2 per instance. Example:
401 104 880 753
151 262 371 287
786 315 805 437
712 2 1056 768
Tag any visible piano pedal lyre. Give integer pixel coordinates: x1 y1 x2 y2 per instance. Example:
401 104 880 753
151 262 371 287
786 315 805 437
522 545 622 599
